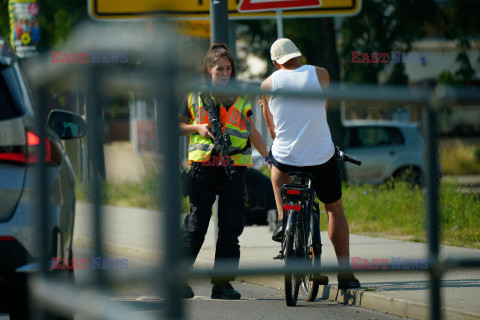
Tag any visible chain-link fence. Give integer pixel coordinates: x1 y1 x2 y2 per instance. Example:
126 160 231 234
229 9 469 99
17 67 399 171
23 22 480 320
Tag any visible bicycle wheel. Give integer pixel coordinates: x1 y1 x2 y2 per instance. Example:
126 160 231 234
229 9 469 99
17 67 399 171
300 232 320 301
300 202 321 302
284 219 302 306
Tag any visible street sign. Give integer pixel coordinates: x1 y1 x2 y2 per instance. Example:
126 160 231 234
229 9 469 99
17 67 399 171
88 0 361 20
169 20 210 38
238 0 321 13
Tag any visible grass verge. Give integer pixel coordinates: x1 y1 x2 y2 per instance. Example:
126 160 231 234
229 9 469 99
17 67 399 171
76 175 480 249
438 139 480 175
342 179 480 249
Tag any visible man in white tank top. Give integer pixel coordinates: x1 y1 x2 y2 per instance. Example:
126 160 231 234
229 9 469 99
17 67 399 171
260 38 360 289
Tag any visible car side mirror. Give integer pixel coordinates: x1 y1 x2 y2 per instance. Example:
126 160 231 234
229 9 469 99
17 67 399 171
47 109 87 140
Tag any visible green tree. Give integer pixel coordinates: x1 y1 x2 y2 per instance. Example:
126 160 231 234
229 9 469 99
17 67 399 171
339 0 438 84
439 0 480 86
236 17 341 81
0 0 10 39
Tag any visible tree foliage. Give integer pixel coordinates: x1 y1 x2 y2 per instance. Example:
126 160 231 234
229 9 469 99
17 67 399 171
236 17 340 81
339 0 438 84
438 0 480 86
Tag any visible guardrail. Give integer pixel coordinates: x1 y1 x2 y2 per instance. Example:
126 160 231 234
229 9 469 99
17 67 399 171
26 22 480 320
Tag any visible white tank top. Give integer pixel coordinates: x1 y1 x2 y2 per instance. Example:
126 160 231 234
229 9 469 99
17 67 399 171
269 65 334 166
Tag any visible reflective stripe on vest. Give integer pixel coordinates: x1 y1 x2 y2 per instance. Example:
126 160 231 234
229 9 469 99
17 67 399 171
187 92 252 166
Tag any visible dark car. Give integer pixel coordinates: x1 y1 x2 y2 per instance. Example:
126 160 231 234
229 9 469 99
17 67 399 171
245 168 276 227
0 38 86 319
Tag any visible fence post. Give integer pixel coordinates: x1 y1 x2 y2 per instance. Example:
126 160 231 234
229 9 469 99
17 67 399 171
85 66 107 288
155 39 183 320
424 87 442 320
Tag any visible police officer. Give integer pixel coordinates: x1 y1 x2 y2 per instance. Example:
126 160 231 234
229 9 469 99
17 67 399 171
178 44 269 299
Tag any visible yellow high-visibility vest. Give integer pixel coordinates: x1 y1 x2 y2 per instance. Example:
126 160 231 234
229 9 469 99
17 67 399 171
187 92 253 166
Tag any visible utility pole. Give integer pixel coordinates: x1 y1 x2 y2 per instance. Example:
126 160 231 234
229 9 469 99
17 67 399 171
210 0 229 44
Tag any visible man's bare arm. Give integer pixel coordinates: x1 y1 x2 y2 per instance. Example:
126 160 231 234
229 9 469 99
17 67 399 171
315 66 330 110
247 117 268 158
260 77 276 138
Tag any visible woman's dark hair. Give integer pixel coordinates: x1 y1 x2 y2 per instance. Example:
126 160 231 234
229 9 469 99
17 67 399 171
201 43 236 83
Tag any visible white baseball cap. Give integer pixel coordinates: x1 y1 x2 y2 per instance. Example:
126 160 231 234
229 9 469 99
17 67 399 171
270 38 302 64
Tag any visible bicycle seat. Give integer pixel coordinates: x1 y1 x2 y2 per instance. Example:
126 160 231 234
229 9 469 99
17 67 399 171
288 171 314 179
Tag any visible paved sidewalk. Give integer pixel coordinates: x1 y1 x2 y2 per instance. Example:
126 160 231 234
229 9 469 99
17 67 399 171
73 202 480 320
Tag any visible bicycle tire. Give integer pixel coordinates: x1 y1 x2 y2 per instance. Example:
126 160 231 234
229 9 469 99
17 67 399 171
300 234 320 301
301 201 322 302
284 221 301 306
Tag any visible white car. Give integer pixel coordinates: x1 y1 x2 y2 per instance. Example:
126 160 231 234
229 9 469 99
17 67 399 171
343 120 429 185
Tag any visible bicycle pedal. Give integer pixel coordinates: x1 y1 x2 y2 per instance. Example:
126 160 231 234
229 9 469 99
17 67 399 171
273 251 285 260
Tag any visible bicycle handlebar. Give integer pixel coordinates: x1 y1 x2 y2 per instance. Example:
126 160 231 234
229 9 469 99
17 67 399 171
335 146 362 166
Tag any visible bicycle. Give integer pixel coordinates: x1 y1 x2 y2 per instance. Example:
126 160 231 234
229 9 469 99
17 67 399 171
280 147 361 306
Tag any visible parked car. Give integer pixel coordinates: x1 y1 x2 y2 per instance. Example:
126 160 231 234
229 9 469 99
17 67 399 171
343 120 429 185
0 38 86 319
245 167 276 226
438 105 480 136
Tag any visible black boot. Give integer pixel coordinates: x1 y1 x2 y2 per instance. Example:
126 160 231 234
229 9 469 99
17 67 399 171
211 282 241 300
181 281 194 299
272 220 284 242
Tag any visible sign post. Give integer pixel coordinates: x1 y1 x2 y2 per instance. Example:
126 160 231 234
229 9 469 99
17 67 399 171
237 0 322 41
210 0 229 45
276 9 283 38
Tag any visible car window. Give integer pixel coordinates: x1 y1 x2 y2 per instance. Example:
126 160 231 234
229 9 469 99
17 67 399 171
387 127 405 145
0 68 22 121
0 62 34 120
348 126 404 147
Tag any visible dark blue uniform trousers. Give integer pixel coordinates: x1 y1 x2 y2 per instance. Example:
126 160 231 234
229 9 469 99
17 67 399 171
181 165 246 284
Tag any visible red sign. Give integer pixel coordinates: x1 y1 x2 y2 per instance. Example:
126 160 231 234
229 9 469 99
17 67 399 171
238 0 321 12
28 3 39 16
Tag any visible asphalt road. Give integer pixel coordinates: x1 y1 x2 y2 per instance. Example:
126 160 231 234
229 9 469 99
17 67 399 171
0 247 411 320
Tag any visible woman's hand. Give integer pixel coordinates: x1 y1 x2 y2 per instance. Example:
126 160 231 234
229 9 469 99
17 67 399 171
196 123 215 139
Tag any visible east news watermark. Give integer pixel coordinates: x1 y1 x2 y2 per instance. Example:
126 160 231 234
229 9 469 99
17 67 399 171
352 257 429 269
350 51 428 64
51 257 129 270
51 51 128 64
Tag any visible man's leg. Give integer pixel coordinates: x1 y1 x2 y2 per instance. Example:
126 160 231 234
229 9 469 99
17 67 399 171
324 197 360 289
324 197 350 267
270 166 291 242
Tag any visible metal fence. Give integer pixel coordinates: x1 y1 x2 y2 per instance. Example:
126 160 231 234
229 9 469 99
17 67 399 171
26 22 480 320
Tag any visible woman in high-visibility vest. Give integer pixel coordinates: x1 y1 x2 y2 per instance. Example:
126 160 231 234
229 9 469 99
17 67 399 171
178 43 270 300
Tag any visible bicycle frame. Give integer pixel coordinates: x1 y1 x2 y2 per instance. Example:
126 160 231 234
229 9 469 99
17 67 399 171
281 172 324 306
282 175 321 260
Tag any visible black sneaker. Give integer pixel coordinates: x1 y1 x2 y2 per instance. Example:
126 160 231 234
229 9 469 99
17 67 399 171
211 282 241 300
313 274 329 285
181 281 194 299
337 272 361 289
272 221 284 242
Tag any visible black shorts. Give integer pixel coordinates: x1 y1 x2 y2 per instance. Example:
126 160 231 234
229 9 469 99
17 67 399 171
271 155 342 204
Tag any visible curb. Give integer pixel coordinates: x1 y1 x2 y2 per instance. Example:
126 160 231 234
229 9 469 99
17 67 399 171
73 237 479 320
238 274 480 320
73 237 162 263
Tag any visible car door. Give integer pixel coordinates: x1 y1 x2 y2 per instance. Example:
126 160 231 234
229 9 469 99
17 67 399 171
0 64 28 221
344 126 405 184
